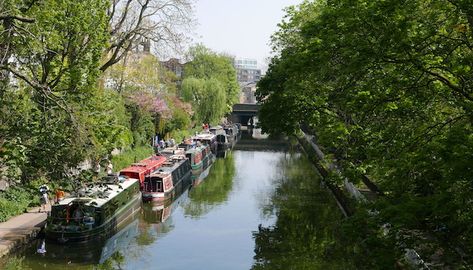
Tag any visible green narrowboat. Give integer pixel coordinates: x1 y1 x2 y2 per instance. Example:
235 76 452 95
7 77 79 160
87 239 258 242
45 176 141 243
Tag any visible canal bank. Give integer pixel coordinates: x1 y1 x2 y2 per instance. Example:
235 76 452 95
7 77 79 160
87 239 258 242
0 205 50 258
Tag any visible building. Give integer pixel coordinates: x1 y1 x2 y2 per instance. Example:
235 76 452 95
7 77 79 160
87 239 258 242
234 58 261 83
239 81 258 104
160 58 184 79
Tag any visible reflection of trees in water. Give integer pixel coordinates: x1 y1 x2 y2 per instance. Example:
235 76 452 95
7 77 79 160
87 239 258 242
94 252 125 270
252 155 356 270
184 153 236 218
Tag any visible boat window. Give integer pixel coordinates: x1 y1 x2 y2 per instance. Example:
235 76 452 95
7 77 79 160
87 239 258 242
145 176 163 192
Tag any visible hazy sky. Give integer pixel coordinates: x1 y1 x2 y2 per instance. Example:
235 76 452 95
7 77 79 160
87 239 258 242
193 0 302 69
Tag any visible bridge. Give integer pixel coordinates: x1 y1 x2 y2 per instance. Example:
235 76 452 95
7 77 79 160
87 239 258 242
229 103 260 126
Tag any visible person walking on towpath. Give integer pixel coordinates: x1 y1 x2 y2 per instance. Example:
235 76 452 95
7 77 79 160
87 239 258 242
39 184 49 212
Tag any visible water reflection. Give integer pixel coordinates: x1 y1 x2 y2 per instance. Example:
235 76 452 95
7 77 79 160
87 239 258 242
5 137 359 269
183 152 236 218
17 213 139 270
252 154 356 270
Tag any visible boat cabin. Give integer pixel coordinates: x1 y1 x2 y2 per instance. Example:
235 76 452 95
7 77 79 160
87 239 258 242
119 155 166 188
193 133 218 154
142 155 191 201
47 177 140 238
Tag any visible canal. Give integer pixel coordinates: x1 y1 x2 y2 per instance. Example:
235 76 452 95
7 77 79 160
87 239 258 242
4 131 355 270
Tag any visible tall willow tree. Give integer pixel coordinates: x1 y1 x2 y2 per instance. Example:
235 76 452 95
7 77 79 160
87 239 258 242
258 0 473 266
181 45 239 124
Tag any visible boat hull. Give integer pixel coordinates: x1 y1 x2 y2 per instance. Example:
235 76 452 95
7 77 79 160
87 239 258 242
45 192 141 243
142 171 192 202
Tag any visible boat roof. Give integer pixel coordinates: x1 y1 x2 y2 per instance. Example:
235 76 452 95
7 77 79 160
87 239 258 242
148 155 187 179
209 125 223 130
56 178 138 208
120 155 166 174
160 147 186 156
193 133 216 141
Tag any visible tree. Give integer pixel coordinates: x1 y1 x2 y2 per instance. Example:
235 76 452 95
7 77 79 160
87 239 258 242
105 53 193 143
258 0 473 266
184 45 240 111
0 0 128 182
101 0 194 71
181 45 239 124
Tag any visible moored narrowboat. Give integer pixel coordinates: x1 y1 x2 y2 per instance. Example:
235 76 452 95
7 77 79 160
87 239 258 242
185 146 204 171
142 155 191 202
45 176 141 243
193 133 218 154
209 125 232 151
223 124 239 147
119 155 167 189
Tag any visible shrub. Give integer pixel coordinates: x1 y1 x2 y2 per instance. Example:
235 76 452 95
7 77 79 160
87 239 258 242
111 145 154 171
0 186 36 222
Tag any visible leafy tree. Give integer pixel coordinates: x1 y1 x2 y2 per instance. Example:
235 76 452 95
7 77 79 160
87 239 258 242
105 53 192 143
183 44 239 122
0 0 115 182
181 76 226 124
258 0 473 266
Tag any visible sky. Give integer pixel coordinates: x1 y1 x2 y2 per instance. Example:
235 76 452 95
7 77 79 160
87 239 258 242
193 0 302 70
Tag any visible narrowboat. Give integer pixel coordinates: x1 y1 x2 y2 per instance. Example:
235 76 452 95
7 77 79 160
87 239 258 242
119 155 167 189
223 124 240 146
45 176 141 243
142 154 191 202
193 132 218 154
142 171 192 224
185 146 204 171
209 125 232 151
40 214 139 264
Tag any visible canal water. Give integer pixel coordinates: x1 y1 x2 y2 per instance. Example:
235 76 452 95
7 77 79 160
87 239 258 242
3 131 354 270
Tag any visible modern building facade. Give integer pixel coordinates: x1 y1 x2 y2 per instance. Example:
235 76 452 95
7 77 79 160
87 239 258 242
234 58 261 83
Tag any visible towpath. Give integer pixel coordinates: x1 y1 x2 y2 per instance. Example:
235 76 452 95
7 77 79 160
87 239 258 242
0 205 50 257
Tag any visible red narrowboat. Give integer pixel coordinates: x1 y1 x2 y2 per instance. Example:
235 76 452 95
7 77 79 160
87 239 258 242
119 155 167 189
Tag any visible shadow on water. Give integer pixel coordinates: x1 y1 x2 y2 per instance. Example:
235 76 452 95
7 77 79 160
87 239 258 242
234 128 290 152
251 153 358 270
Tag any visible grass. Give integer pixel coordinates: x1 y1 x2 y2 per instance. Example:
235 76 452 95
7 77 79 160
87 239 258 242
111 145 154 171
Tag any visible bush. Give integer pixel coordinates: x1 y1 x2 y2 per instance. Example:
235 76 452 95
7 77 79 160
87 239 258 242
0 187 34 222
111 145 154 171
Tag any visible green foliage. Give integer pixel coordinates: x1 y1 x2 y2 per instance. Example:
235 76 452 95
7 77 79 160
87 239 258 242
111 145 154 171
182 45 239 124
181 77 227 124
105 54 193 143
0 0 115 183
258 0 473 266
0 186 35 222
